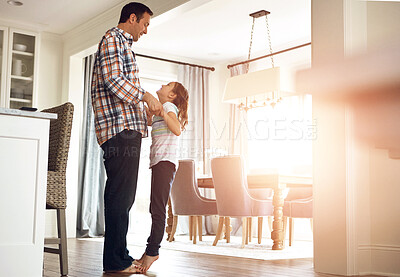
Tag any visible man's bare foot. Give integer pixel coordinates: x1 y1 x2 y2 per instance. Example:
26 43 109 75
104 264 141 274
141 254 159 273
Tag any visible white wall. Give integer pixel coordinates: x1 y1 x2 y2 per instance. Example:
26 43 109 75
36 32 63 110
366 2 400 275
208 63 230 160
311 0 400 276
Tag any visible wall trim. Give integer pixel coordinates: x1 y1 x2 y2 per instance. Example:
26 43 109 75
359 272 400 277
359 244 400 277
359 244 400 252
345 105 358 275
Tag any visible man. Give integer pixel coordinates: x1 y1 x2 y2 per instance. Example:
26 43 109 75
91 2 162 274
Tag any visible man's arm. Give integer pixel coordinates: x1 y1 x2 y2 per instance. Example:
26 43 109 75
144 105 153 126
99 36 146 105
142 92 162 116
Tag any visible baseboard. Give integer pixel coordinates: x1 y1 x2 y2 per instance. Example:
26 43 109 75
358 244 400 276
359 272 400 277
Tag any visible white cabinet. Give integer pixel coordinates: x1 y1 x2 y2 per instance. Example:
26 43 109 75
0 108 56 277
0 27 39 109
0 27 8 107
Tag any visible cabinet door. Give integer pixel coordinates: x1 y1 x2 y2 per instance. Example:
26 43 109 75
0 27 8 108
0 114 50 277
6 29 38 109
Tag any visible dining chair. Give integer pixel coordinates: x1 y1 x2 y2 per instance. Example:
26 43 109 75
246 187 274 243
42 102 74 277
211 155 274 248
283 187 313 246
169 159 218 244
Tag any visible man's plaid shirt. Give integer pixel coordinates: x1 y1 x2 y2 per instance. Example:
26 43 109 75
91 27 148 146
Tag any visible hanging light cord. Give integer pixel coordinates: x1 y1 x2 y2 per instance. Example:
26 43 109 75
266 14 274 68
247 17 256 72
241 10 279 110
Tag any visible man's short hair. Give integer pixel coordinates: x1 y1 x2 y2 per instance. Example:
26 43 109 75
119 2 153 24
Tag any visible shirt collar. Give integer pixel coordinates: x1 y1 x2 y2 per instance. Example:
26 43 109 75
114 27 134 47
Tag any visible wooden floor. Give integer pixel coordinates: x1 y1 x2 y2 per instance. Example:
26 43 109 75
43 238 379 277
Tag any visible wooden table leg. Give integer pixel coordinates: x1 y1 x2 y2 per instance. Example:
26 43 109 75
271 187 285 250
166 197 174 241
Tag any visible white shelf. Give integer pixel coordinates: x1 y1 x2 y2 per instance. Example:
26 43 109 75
10 97 32 103
1 28 37 109
12 50 34 57
11 75 33 81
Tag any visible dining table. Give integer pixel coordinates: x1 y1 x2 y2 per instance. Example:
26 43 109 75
166 173 312 250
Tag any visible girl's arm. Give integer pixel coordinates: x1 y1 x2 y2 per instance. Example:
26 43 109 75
162 109 181 136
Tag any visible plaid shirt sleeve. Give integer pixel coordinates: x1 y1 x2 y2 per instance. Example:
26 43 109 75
99 35 146 105
91 28 148 146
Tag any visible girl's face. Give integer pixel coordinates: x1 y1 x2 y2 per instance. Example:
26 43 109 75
156 82 176 103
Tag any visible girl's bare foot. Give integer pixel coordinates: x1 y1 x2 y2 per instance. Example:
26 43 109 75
141 254 159 273
132 253 145 266
104 264 141 274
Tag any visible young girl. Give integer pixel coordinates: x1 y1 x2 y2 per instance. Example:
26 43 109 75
136 81 189 273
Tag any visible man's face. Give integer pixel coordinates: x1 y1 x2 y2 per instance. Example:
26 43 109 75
130 12 151 42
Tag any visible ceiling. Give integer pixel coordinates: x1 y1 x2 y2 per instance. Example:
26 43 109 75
136 0 311 64
0 0 127 33
0 0 311 64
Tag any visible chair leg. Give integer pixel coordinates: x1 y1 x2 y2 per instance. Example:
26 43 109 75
248 217 252 243
245 218 249 245
168 216 178 242
197 216 202 241
241 217 247 248
258 217 263 244
189 216 193 240
192 216 197 244
57 209 68 277
289 217 294 246
213 217 225 246
220 218 225 240
224 217 231 243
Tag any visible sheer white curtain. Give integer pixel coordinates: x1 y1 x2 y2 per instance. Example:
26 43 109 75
77 54 106 237
227 64 250 235
177 65 210 173
228 64 249 158
176 64 213 234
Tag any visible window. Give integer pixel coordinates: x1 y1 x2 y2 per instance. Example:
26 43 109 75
246 95 313 175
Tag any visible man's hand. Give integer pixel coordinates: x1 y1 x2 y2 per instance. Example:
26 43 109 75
144 105 153 126
143 92 162 116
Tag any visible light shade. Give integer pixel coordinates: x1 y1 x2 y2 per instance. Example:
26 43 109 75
223 67 295 104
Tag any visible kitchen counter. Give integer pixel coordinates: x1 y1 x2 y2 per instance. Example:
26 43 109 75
0 109 55 276
0 107 57 120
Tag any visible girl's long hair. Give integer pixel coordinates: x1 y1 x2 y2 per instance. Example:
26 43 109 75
172 82 189 131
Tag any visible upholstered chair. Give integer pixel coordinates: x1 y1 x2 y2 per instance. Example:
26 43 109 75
169 159 218 244
211 155 274 248
42 102 74 276
283 187 313 246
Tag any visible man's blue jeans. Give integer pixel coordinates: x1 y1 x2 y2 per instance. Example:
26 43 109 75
101 130 142 271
